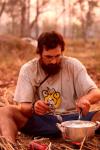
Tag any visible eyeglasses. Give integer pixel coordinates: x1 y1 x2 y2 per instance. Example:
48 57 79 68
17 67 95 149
43 54 62 61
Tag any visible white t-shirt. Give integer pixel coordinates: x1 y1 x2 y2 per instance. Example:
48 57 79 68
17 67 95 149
14 56 97 113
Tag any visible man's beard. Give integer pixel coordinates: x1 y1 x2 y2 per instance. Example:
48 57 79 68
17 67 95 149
40 59 61 75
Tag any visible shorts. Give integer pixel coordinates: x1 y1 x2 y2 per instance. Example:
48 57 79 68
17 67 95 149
20 111 99 137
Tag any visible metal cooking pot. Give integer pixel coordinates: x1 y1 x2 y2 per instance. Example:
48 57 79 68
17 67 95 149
57 120 100 142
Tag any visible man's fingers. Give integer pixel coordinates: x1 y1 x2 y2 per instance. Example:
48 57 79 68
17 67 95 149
34 100 50 115
35 108 46 115
76 99 91 116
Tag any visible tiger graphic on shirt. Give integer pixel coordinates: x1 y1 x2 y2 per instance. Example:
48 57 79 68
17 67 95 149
42 87 62 108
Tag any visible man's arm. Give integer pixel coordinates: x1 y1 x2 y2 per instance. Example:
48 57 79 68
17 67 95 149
76 88 100 116
17 102 33 118
17 100 50 117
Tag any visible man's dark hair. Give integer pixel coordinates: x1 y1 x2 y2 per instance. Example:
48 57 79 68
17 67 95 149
36 31 65 54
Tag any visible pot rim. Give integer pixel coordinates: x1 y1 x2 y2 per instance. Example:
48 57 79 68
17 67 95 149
61 120 96 128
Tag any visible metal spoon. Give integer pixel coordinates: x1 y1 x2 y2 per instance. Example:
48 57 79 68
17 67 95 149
78 108 82 120
53 112 63 123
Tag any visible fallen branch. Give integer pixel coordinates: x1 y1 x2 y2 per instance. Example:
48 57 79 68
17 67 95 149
60 143 74 150
80 136 86 150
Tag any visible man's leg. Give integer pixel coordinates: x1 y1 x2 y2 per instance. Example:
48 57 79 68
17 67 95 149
0 106 28 144
0 117 18 143
20 114 61 137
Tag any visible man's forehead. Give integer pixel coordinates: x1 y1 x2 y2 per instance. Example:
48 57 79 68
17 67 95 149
42 46 62 55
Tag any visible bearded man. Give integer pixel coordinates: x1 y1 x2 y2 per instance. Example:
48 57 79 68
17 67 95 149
0 31 100 145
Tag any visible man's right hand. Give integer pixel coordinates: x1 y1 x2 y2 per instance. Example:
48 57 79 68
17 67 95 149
34 100 50 115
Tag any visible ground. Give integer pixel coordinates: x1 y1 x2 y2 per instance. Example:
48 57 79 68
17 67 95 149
0 36 100 149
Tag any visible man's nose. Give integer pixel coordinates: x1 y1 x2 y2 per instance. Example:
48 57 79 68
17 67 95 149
50 58 57 64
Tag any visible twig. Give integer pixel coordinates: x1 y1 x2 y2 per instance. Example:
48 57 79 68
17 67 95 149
60 143 74 150
46 142 52 150
34 137 50 142
86 140 100 149
0 136 14 150
82 145 93 150
80 136 86 150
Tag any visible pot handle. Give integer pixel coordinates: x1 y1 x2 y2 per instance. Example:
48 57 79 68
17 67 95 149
95 121 100 130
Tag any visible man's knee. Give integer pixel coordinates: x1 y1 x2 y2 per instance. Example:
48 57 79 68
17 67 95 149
0 105 28 129
91 111 100 122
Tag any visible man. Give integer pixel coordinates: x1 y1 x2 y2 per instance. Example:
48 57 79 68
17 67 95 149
0 31 100 144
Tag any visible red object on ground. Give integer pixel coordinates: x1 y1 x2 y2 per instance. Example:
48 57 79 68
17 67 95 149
64 135 81 146
28 141 47 150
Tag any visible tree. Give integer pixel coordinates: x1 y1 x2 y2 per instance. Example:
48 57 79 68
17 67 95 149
71 0 100 39
29 0 49 38
20 0 31 36
3 0 49 37
0 1 6 20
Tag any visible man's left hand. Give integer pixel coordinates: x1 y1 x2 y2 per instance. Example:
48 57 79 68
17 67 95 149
76 97 91 116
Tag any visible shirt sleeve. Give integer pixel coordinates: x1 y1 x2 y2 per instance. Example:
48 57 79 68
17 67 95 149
14 65 34 103
73 60 97 98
